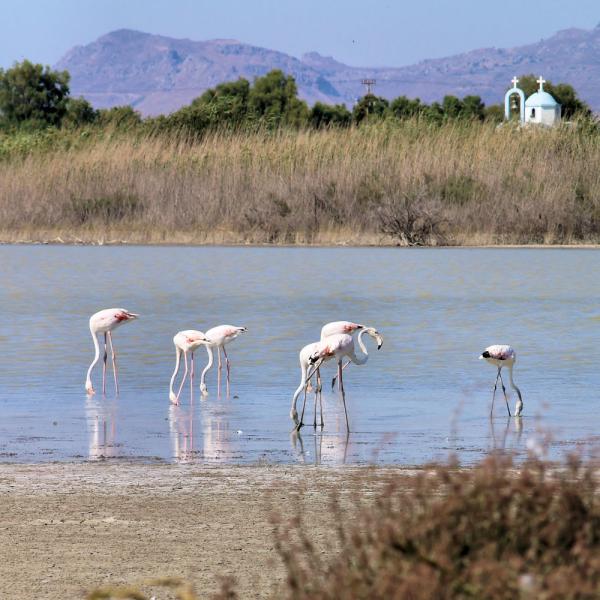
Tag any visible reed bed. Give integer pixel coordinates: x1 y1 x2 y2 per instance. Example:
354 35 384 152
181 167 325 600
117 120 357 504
2 121 600 245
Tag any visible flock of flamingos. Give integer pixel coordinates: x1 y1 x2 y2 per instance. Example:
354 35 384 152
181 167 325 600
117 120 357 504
85 307 524 432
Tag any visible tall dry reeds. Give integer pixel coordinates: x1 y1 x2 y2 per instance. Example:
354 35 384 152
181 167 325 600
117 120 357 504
2 121 600 245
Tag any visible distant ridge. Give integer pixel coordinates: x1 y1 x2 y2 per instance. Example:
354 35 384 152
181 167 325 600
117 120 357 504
55 26 600 115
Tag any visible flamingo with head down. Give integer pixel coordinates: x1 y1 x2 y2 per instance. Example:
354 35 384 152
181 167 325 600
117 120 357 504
200 325 247 396
291 327 383 432
86 308 138 395
479 344 523 417
169 330 211 405
289 321 365 427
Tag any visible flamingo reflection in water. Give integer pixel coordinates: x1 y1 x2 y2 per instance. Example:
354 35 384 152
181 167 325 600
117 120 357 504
169 403 197 463
168 399 237 463
291 429 350 465
202 400 236 462
490 416 524 452
86 396 120 460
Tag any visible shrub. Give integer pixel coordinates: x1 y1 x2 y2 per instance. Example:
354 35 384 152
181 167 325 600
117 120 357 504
275 453 600 599
377 190 446 245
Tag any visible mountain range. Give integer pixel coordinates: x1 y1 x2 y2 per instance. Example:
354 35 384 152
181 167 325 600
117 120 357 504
55 25 600 115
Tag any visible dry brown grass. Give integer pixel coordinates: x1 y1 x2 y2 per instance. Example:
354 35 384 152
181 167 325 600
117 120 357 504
2 121 600 245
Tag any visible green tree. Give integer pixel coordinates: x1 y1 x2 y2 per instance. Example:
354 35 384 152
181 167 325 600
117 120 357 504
442 95 463 119
0 60 70 128
484 104 504 123
97 106 142 129
422 101 444 124
390 95 423 119
461 95 485 120
352 94 389 124
63 97 98 127
247 70 309 127
309 102 352 128
192 78 250 126
160 104 213 134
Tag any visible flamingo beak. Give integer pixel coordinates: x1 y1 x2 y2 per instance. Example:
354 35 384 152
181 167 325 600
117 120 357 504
478 354 484 360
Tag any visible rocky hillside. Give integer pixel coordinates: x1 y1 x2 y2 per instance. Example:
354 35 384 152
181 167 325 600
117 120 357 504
55 25 600 114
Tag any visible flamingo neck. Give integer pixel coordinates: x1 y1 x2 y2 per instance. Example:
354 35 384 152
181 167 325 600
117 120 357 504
169 347 182 401
507 365 522 401
291 358 310 420
86 329 101 387
352 329 370 365
200 345 214 391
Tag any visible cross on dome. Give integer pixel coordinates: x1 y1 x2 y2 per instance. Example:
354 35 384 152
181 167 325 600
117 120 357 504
537 76 546 90
511 76 519 88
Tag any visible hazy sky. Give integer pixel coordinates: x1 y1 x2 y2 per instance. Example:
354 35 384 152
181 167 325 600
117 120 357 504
1 0 599 69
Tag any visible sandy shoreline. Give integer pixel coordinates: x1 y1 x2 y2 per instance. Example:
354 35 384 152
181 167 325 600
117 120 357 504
2 237 600 249
0 462 410 599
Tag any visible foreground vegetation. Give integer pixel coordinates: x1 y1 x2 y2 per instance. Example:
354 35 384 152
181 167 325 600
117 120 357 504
2 119 600 245
89 452 600 599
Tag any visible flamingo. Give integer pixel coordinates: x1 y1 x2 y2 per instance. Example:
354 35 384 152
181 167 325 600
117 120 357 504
291 327 383 431
479 345 523 417
169 330 211 405
85 308 138 395
199 325 247 396
289 341 326 428
320 321 364 389
289 323 380 428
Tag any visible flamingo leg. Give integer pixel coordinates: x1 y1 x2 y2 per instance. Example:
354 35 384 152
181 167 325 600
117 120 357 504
107 331 119 395
102 333 108 395
490 368 501 417
175 351 189 405
338 361 350 432
190 351 194 403
317 369 324 428
331 360 351 390
217 347 222 397
319 388 324 428
498 371 512 417
297 365 319 431
313 381 318 428
297 385 308 430
223 346 231 397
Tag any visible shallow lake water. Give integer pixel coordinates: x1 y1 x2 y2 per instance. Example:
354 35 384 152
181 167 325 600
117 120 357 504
0 245 599 465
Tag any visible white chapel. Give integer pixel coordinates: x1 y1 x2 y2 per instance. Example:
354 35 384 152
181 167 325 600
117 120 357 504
504 76 561 126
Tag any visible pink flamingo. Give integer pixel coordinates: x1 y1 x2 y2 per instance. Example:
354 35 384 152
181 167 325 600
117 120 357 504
479 345 523 417
288 321 371 427
169 330 211 405
85 308 138 395
291 327 383 431
200 325 247 396
290 341 325 428
289 322 378 427
320 321 364 389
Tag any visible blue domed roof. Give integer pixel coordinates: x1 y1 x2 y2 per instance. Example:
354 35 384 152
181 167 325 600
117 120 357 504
525 91 559 108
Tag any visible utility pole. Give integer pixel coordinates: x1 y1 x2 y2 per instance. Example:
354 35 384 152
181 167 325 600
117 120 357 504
361 78 376 95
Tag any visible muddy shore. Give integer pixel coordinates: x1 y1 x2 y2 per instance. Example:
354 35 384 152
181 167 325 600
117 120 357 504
0 463 409 599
